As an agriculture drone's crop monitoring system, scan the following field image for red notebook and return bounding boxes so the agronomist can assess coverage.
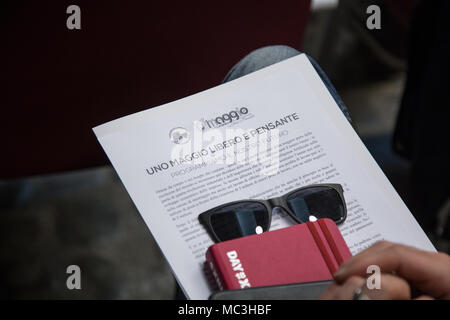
[206,218,352,291]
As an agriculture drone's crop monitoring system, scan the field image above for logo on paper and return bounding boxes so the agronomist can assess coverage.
[200,107,252,131]
[169,127,191,144]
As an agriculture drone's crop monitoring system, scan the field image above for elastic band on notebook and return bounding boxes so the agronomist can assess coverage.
[318,219,344,265]
[306,221,337,275]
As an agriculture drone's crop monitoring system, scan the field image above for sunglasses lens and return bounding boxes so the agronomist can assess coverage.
[209,201,270,241]
[286,186,345,223]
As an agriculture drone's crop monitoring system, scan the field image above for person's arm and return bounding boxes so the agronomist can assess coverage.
[320,241,450,300]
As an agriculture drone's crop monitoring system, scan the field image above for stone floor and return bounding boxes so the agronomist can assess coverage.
[1,7,448,299]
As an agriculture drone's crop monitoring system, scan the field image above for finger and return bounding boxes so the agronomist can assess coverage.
[336,276,366,300]
[363,273,411,300]
[334,241,397,282]
[319,276,366,300]
[334,241,443,283]
[335,241,441,281]
[328,274,411,300]
[334,241,450,298]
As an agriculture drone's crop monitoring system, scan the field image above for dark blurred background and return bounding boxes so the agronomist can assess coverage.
[1,0,449,299]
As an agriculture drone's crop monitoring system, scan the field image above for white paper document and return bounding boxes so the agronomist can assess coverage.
[93,54,435,299]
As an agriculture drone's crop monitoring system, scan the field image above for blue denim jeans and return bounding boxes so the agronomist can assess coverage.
[223,45,352,124]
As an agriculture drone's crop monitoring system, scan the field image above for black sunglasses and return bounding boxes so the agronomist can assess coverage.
[198,183,347,242]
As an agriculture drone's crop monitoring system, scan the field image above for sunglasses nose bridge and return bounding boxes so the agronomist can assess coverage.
[269,197,284,208]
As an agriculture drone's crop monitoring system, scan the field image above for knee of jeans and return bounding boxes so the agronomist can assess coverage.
[224,45,301,82]
[246,45,301,63]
